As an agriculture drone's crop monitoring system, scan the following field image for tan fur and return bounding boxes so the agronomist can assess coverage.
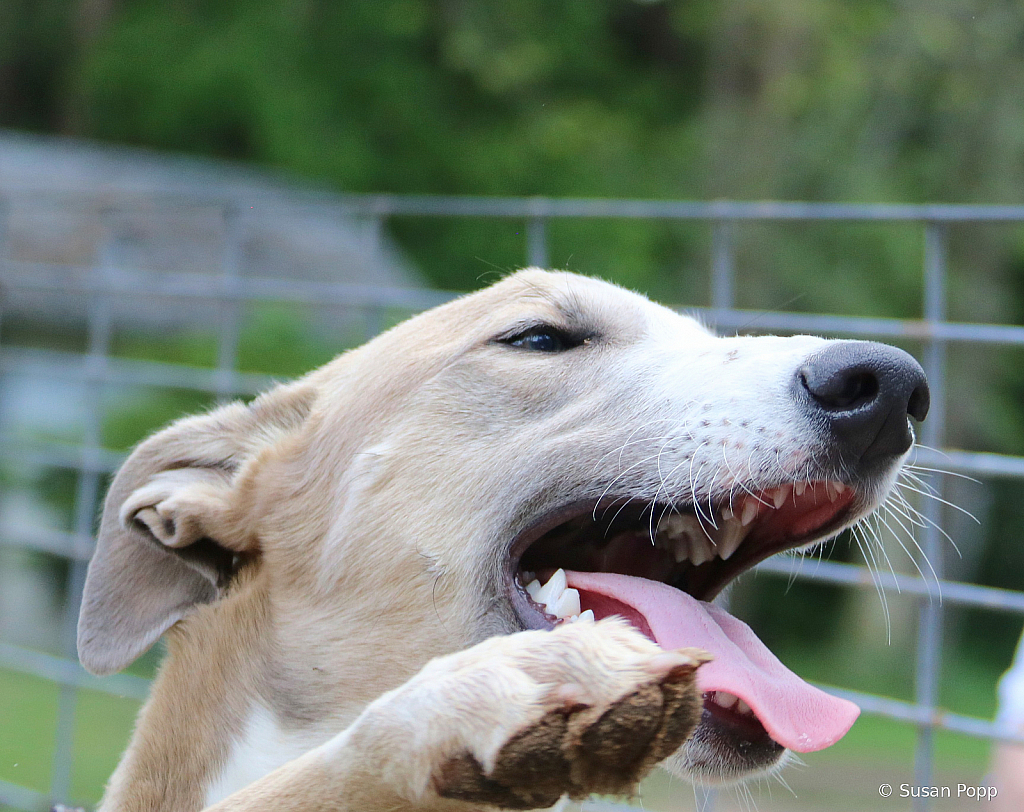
[80,270,891,811]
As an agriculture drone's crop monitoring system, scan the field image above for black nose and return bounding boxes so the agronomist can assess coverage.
[797,341,930,470]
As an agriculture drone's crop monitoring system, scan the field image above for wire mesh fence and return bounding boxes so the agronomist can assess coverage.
[2,194,1024,811]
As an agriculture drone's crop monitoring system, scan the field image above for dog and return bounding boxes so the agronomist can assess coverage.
[76,269,929,811]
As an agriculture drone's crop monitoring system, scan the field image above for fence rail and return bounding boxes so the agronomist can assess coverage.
[3,194,1024,811]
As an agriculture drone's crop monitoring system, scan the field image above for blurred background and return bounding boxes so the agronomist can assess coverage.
[4,1,1024,810]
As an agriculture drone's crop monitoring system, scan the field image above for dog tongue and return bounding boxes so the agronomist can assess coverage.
[564,571,859,753]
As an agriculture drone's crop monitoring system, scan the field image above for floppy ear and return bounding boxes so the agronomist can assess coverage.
[78,382,315,676]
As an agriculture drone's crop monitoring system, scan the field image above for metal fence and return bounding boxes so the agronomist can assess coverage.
[3,195,1024,811]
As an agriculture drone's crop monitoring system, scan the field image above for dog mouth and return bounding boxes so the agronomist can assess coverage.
[505,479,863,772]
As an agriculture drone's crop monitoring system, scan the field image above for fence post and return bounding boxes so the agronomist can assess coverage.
[215,203,243,403]
[362,211,387,340]
[49,207,118,806]
[912,221,948,811]
[711,220,736,315]
[527,198,550,269]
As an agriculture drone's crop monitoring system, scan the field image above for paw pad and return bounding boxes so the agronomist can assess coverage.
[435,657,705,807]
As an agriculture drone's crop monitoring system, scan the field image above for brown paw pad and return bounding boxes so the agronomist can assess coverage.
[435,666,704,806]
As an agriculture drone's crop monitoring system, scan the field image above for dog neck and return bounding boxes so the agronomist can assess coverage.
[96,569,332,812]
[98,562,458,812]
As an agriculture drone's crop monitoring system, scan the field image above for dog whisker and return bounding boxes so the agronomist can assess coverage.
[897,477,981,525]
[852,525,892,642]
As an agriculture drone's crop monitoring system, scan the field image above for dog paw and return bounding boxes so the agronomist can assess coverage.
[359,618,709,810]
[434,658,705,808]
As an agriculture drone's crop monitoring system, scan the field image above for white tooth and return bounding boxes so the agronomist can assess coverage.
[667,515,709,563]
[716,691,740,709]
[720,506,734,520]
[735,698,753,715]
[794,481,807,497]
[577,609,595,623]
[716,519,746,560]
[549,587,581,619]
[833,480,847,495]
[662,514,687,538]
[533,569,567,606]
[826,481,839,502]
[688,533,714,566]
[740,499,759,527]
[772,483,792,509]
[526,579,542,599]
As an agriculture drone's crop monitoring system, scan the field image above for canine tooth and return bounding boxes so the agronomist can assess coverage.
[794,481,807,497]
[525,578,542,599]
[549,588,581,619]
[720,506,734,520]
[740,500,759,527]
[772,483,792,509]
[716,519,746,560]
[577,609,595,623]
[736,698,753,715]
[833,480,847,495]
[716,691,740,709]
[533,569,567,606]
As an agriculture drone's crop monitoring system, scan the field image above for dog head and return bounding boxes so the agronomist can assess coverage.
[79,269,928,784]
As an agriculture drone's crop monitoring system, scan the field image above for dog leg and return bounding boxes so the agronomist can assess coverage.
[207,618,708,812]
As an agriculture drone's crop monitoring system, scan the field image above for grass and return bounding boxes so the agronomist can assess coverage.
[0,668,141,810]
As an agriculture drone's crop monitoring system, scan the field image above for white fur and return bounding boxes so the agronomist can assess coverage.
[204,706,315,807]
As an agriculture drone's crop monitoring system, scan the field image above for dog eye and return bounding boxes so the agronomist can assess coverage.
[500,327,585,353]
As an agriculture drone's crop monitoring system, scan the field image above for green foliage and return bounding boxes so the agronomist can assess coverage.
[9,1,1024,298]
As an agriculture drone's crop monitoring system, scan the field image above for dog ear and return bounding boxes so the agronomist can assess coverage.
[78,383,315,676]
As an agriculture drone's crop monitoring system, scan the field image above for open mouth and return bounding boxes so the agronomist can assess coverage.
[505,479,863,764]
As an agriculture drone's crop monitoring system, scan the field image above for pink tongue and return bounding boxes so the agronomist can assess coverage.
[565,571,859,752]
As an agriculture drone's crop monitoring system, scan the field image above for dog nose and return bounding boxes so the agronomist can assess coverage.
[798,341,930,470]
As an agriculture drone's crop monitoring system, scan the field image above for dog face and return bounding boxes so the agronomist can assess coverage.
[79,269,928,787]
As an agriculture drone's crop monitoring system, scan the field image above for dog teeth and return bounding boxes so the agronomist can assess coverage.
[825,479,847,502]
[533,569,567,606]
[549,587,581,619]
[687,531,715,566]
[716,518,746,560]
[708,690,755,716]
[658,514,690,540]
[523,569,588,622]
[656,511,754,564]
[520,479,852,597]
[771,483,792,508]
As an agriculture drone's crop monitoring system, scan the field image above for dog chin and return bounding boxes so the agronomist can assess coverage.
[659,713,789,785]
